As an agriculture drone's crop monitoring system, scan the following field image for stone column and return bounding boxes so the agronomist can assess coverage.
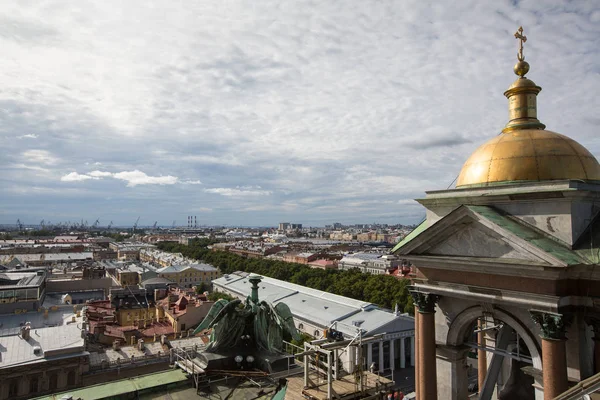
[478,319,487,393]
[411,291,440,400]
[379,341,384,372]
[585,317,600,374]
[390,339,395,372]
[531,311,572,400]
[410,335,415,367]
[367,343,373,370]
[415,310,420,399]
[400,337,406,369]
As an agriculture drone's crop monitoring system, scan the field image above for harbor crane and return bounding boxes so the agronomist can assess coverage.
[40,220,45,229]
[152,221,158,229]
[16,219,23,231]
[93,219,100,228]
[107,221,113,229]
[133,216,140,232]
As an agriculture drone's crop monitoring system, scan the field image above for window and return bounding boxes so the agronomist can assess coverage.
[67,370,76,386]
[49,373,58,390]
[9,379,19,396]
[29,376,39,394]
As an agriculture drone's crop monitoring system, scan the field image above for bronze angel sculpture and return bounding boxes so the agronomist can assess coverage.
[192,275,300,354]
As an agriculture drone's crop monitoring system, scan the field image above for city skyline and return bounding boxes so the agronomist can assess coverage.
[1,1,599,226]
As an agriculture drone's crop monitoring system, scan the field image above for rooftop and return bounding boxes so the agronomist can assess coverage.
[214,272,414,337]
[0,324,86,369]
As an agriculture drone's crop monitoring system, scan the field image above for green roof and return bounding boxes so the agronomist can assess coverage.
[391,205,587,266]
[391,220,428,253]
[466,205,586,266]
[33,369,188,400]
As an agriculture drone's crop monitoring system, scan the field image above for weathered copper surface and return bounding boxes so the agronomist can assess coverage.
[456,130,600,187]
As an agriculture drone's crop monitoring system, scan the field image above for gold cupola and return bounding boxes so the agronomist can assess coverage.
[456,27,600,188]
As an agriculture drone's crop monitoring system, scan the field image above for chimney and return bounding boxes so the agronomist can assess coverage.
[138,339,145,351]
[394,303,399,316]
[113,340,120,350]
[21,325,31,340]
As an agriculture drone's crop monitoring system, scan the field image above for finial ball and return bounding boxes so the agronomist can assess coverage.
[514,60,530,77]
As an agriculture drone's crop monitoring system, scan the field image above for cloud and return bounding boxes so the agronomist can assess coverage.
[112,170,178,187]
[204,186,272,197]
[22,149,59,165]
[60,169,195,187]
[2,1,599,226]
[61,172,93,182]
[88,170,113,178]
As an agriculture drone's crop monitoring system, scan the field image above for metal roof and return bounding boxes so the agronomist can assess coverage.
[0,324,85,369]
[213,273,414,337]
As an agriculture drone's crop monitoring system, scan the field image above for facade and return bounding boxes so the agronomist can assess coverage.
[0,324,88,400]
[156,263,220,288]
[338,252,400,274]
[155,287,214,333]
[212,271,415,374]
[393,29,600,400]
[282,252,318,264]
[0,270,46,314]
[116,268,140,286]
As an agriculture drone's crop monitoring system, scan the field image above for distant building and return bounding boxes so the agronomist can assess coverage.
[0,270,46,314]
[156,263,219,288]
[278,222,290,231]
[155,287,214,333]
[308,259,338,269]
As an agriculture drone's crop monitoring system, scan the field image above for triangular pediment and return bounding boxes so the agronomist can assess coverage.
[394,205,586,267]
[425,221,543,262]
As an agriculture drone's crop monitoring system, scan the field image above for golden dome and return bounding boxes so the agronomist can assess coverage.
[455,26,600,188]
[456,130,600,187]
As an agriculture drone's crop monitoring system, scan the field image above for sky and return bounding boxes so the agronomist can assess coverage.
[1,1,599,228]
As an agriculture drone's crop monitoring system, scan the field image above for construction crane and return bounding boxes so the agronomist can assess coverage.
[107,221,113,229]
[133,216,140,232]
[93,219,100,228]
[40,220,45,229]
[152,221,158,229]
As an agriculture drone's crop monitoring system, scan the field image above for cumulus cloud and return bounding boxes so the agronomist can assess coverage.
[88,170,113,178]
[205,186,272,197]
[60,169,186,187]
[112,170,178,187]
[61,172,93,182]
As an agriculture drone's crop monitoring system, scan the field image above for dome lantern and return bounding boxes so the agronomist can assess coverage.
[455,27,600,188]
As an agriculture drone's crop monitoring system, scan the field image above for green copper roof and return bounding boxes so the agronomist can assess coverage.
[466,205,586,266]
[33,369,188,400]
[392,220,428,253]
[391,205,587,266]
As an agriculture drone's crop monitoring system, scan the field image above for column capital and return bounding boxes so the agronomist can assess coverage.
[584,315,600,338]
[410,291,439,313]
[530,310,572,340]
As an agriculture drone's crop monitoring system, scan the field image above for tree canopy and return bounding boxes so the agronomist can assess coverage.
[157,239,413,314]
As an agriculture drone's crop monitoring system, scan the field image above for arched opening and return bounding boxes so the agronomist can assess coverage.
[446,306,542,400]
